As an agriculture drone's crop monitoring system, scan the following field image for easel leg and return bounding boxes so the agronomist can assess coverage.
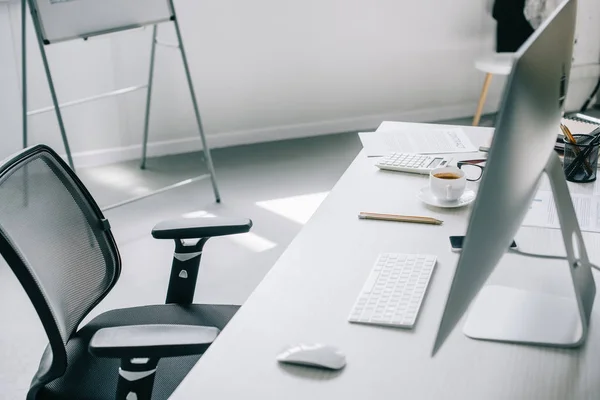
[141,25,158,170]
[22,0,27,148]
[28,0,74,170]
[171,5,221,203]
[21,0,29,207]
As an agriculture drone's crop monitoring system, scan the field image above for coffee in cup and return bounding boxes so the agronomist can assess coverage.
[429,167,466,201]
[433,172,462,180]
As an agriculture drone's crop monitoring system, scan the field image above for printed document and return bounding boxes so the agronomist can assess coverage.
[359,122,477,157]
[523,190,600,233]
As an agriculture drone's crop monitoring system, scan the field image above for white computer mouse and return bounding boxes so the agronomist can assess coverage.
[276,343,346,370]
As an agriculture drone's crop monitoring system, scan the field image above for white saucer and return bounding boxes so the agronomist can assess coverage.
[418,187,476,209]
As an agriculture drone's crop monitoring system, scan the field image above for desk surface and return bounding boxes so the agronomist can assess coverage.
[171,123,600,400]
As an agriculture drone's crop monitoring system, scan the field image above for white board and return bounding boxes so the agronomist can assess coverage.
[30,0,174,44]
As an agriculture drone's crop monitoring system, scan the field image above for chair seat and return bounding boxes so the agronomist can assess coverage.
[36,303,239,400]
[475,53,515,75]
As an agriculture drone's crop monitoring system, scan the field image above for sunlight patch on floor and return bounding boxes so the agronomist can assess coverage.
[256,192,329,224]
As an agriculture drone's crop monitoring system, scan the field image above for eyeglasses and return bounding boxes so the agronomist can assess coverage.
[457,159,486,181]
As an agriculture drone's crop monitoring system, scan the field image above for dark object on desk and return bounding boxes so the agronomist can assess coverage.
[0,146,248,400]
[564,134,600,182]
[449,235,517,252]
[457,159,486,182]
[493,0,534,52]
[557,117,600,153]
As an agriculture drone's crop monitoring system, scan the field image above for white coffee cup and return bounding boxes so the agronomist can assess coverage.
[429,166,466,201]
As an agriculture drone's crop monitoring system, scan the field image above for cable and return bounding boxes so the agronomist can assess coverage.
[510,248,566,260]
[509,248,600,272]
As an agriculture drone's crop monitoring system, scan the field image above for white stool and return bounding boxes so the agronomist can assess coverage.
[473,53,515,126]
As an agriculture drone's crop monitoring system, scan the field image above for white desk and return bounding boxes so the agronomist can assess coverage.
[171,123,600,399]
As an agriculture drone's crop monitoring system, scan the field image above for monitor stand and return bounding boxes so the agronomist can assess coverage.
[463,152,596,347]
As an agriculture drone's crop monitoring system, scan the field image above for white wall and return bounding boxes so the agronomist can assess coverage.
[1,0,599,166]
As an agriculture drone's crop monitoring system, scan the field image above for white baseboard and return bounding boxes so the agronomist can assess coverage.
[71,101,490,168]
[70,65,600,168]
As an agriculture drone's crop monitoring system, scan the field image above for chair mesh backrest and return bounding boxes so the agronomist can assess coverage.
[0,147,120,344]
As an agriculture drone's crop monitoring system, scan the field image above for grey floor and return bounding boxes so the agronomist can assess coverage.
[0,109,590,398]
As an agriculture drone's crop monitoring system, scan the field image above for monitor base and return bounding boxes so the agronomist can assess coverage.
[463,285,583,347]
[462,153,595,349]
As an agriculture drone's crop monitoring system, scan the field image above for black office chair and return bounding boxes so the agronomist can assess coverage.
[0,145,252,400]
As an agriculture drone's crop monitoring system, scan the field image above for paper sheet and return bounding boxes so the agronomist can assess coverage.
[357,132,384,157]
[359,124,477,157]
[522,190,600,233]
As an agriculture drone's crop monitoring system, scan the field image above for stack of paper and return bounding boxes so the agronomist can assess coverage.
[358,121,478,157]
[523,177,600,233]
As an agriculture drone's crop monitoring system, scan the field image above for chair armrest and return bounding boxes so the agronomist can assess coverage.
[152,217,252,239]
[89,324,219,359]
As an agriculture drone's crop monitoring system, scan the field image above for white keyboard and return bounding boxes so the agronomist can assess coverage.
[349,253,437,328]
[376,152,452,175]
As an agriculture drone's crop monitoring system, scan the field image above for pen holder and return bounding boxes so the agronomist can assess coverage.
[564,134,599,183]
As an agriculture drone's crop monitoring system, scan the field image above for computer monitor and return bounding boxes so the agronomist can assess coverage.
[433,0,596,355]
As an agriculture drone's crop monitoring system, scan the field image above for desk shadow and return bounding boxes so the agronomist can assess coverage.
[277,363,345,380]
